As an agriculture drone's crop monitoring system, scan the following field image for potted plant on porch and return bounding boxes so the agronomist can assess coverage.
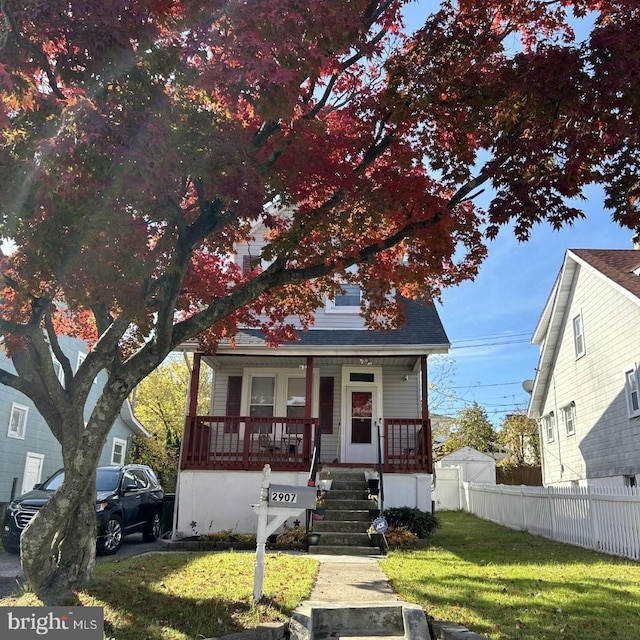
[318,468,333,491]
[364,468,380,496]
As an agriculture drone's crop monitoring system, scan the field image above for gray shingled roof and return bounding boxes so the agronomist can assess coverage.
[228,298,449,350]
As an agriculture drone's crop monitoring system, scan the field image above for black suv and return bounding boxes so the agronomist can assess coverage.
[2,464,164,555]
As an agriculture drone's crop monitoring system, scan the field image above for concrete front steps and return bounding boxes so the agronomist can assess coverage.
[309,468,382,556]
[290,602,430,640]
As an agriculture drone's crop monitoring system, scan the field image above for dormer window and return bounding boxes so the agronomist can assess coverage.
[326,284,361,313]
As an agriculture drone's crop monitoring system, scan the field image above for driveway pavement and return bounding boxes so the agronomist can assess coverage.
[0,534,162,599]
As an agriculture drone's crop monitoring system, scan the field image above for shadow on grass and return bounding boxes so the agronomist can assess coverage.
[86,551,315,640]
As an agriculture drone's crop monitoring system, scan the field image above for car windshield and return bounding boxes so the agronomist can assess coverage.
[96,467,122,492]
[41,471,65,491]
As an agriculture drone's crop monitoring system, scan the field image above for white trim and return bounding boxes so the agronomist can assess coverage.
[624,364,640,418]
[8,402,28,440]
[111,437,127,465]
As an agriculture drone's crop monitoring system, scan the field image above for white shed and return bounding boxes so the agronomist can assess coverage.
[436,446,496,484]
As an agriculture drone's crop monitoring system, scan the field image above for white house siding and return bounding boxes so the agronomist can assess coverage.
[175,469,433,535]
[382,367,421,418]
[539,265,640,486]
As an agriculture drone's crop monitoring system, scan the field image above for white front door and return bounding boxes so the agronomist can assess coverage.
[21,452,44,494]
[344,387,379,463]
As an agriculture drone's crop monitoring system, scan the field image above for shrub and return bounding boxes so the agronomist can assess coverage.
[384,526,418,548]
[275,525,307,549]
[383,507,439,539]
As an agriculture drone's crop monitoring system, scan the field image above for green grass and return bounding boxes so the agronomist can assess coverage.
[381,511,640,640]
[0,551,318,640]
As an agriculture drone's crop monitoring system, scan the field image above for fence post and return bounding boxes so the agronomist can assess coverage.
[587,486,600,552]
[521,485,527,532]
[548,486,556,540]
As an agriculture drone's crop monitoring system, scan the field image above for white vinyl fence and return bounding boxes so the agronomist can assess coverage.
[458,482,640,561]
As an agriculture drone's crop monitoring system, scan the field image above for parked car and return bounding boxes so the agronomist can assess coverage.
[2,464,164,555]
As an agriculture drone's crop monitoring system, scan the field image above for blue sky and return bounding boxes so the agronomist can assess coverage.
[431,185,634,425]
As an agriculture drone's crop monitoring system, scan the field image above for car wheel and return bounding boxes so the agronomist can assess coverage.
[98,515,123,555]
[143,512,161,542]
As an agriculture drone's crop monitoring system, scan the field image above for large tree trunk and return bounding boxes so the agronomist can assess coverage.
[20,453,100,604]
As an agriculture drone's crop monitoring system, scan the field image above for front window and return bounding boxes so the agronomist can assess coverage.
[250,376,275,433]
[572,312,585,358]
[563,403,576,436]
[111,437,127,465]
[624,366,640,417]
[8,403,28,440]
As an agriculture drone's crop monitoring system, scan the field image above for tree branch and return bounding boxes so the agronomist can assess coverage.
[0,0,66,100]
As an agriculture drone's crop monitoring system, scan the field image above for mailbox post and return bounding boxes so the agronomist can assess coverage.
[252,465,317,602]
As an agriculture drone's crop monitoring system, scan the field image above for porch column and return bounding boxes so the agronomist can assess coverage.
[303,356,314,463]
[421,354,433,474]
[180,352,202,469]
[188,352,202,417]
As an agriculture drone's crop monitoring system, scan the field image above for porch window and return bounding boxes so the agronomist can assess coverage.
[250,376,275,433]
[572,312,585,359]
[624,365,640,417]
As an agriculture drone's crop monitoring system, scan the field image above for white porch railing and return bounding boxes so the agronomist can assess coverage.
[436,476,640,561]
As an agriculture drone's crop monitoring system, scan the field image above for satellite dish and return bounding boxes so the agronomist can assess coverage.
[522,379,534,394]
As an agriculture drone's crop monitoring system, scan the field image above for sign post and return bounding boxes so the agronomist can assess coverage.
[251,465,316,602]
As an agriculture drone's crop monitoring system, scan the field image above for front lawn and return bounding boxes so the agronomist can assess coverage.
[0,551,317,640]
[382,510,640,640]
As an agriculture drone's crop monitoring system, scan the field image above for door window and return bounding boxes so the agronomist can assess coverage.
[351,391,373,444]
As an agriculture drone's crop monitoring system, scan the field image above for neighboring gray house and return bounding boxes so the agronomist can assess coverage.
[174,219,450,535]
[528,248,640,488]
[0,335,149,509]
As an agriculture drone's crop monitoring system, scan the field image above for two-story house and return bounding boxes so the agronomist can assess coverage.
[173,224,450,538]
[528,247,640,487]
[0,335,149,512]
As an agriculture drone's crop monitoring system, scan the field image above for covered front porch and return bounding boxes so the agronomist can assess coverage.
[180,352,434,474]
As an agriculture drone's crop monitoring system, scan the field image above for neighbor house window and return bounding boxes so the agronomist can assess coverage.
[111,437,127,465]
[8,403,28,440]
[543,413,555,443]
[572,312,585,358]
[562,403,576,436]
[52,358,65,385]
[624,365,640,417]
[624,475,637,488]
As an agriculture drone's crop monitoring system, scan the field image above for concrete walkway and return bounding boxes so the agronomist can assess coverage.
[306,554,400,603]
